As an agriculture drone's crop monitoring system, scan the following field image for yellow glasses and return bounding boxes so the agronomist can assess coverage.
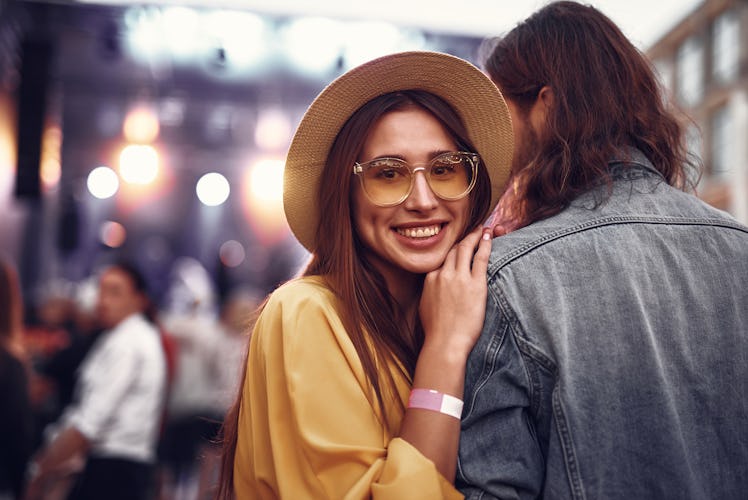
[352,151,479,207]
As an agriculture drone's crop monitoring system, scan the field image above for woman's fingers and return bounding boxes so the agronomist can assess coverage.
[470,228,492,278]
[449,226,491,273]
[419,226,492,358]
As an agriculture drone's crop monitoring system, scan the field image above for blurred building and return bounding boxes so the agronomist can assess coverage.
[647,0,748,224]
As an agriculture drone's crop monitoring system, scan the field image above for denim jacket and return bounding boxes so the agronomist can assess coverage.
[457,150,748,499]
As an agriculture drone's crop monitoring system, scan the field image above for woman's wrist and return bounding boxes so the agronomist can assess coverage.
[412,344,467,401]
[419,337,472,366]
[408,388,464,419]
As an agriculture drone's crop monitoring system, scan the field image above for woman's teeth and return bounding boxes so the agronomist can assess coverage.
[396,225,441,238]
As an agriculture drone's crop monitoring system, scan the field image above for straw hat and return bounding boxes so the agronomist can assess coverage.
[283,50,513,252]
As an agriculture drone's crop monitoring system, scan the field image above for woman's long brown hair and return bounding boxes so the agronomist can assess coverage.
[483,1,701,229]
[215,90,492,498]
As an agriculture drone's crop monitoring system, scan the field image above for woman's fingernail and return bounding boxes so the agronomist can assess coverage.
[482,231,491,241]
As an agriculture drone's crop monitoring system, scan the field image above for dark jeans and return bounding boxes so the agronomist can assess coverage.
[67,457,155,500]
[158,413,223,476]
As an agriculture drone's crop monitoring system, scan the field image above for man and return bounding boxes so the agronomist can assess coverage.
[457,2,748,499]
[27,262,167,500]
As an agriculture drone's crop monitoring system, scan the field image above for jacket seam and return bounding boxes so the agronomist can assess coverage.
[488,217,748,277]
[462,285,510,420]
[552,387,587,500]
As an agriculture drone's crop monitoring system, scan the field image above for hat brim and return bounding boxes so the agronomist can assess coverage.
[284,51,513,252]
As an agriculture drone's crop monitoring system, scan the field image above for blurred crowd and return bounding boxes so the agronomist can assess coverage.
[0,255,262,500]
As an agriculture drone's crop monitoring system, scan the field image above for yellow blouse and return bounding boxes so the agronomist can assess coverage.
[233,276,462,499]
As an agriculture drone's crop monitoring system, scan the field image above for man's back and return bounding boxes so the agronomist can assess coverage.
[458,155,748,499]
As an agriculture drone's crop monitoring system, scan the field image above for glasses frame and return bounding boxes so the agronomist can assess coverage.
[352,151,480,207]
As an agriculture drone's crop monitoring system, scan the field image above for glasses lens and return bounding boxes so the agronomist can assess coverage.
[356,152,478,206]
[427,153,475,199]
[360,158,411,205]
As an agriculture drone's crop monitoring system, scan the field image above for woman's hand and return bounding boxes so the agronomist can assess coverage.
[402,226,492,481]
[419,226,492,360]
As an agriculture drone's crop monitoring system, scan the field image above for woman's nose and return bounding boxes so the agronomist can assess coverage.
[404,170,438,211]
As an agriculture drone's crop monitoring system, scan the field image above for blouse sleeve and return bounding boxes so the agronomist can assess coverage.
[66,331,140,441]
[233,279,462,500]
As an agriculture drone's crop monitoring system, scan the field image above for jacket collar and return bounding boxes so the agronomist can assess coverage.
[608,147,664,180]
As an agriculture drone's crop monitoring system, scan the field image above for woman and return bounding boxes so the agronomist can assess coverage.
[218,51,513,499]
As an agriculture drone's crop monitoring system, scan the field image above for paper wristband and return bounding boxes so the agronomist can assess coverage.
[408,388,464,419]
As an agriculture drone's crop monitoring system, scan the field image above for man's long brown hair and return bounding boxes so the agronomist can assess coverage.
[484,1,700,228]
[215,90,492,498]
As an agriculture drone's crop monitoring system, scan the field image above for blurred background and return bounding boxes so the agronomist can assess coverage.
[1,0,745,310]
[0,0,746,498]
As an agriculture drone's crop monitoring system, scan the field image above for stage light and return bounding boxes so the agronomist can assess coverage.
[100,220,126,248]
[126,6,166,62]
[119,144,159,184]
[0,94,15,181]
[219,239,246,268]
[196,172,230,206]
[162,6,199,60]
[241,157,289,244]
[248,158,284,202]
[40,124,62,189]
[87,166,119,199]
[342,21,426,70]
[281,17,343,76]
[204,10,268,69]
[255,108,292,151]
[123,105,160,143]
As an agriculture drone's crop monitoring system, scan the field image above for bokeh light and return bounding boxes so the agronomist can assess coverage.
[281,17,343,75]
[87,166,120,199]
[0,94,15,204]
[162,6,200,60]
[254,108,293,151]
[123,105,160,143]
[126,6,166,62]
[219,239,246,267]
[249,158,284,202]
[114,143,174,215]
[342,21,425,69]
[242,157,289,244]
[99,220,127,248]
[40,157,61,190]
[40,124,62,189]
[119,144,159,184]
[196,172,230,206]
[204,10,268,69]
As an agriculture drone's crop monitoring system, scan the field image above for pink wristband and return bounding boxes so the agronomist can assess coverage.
[408,388,464,419]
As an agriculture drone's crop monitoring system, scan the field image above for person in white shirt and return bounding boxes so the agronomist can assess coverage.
[26,262,167,500]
